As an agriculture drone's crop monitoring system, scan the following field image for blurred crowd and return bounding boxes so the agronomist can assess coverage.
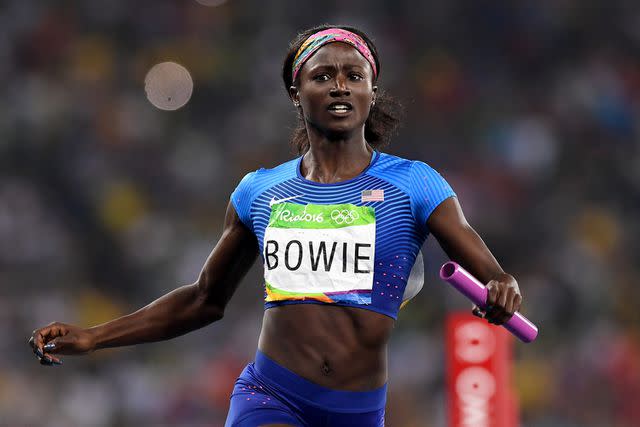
[2,1,639,426]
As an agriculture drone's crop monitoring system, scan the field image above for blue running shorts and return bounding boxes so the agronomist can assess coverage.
[225,350,387,426]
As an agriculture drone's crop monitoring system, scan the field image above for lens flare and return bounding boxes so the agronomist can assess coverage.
[144,62,193,111]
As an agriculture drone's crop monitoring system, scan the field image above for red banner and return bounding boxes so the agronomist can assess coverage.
[446,312,518,427]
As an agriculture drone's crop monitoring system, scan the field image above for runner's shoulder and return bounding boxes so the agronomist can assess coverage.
[234,157,299,198]
[369,152,428,191]
[253,157,299,179]
[374,152,448,179]
[372,152,428,174]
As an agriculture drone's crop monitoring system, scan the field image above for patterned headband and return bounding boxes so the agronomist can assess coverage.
[292,28,378,82]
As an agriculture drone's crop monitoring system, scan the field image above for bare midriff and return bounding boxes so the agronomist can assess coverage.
[258,304,395,391]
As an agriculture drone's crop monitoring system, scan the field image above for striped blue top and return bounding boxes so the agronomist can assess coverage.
[230,151,456,319]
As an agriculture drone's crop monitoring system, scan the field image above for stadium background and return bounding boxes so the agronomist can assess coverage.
[2,1,639,426]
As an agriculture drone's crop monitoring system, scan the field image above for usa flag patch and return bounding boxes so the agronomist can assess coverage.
[361,189,384,202]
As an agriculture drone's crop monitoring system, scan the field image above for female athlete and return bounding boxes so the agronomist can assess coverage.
[29,25,523,427]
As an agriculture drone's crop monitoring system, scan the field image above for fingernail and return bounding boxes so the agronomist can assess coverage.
[43,343,55,351]
[35,348,43,358]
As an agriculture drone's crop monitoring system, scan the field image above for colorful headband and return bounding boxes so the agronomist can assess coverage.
[292,28,377,82]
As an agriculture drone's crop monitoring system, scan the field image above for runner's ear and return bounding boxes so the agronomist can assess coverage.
[289,86,300,106]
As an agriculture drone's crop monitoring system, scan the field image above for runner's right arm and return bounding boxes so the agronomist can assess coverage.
[28,201,259,365]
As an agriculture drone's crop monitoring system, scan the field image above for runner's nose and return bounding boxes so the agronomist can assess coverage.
[330,76,350,97]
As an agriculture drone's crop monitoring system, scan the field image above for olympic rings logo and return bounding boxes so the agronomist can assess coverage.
[330,209,359,224]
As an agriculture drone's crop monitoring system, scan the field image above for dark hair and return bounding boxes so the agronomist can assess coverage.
[282,24,403,154]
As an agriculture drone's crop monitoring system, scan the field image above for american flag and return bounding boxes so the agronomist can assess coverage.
[361,189,384,202]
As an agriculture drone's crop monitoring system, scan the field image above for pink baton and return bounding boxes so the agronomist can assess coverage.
[440,261,539,343]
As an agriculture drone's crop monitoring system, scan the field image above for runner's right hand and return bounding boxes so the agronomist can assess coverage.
[28,322,96,366]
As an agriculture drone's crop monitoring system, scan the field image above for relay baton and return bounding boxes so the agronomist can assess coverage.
[439,261,538,343]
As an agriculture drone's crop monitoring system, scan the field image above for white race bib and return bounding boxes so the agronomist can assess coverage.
[263,203,376,304]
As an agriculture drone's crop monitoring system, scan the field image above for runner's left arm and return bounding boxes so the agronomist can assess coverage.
[426,197,522,325]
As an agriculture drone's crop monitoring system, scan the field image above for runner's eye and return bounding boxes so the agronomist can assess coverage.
[314,74,331,82]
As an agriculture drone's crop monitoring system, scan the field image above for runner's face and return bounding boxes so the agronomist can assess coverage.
[291,43,377,138]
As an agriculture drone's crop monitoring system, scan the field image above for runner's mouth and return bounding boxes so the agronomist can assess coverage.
[327,102,353,114]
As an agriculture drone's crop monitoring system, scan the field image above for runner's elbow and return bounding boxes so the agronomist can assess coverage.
[200,303,225,323]
[194,276,226,322]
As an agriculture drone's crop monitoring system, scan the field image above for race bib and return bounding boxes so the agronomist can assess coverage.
[263,202,376,304]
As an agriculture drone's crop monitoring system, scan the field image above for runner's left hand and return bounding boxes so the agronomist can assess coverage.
[471,273,522,326]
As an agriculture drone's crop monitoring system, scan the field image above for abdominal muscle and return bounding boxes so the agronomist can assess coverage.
[257,303,395,391]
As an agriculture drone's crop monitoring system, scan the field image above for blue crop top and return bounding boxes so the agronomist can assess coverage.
[230,151,456,320]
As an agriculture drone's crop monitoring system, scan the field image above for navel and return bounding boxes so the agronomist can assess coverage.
[321,360,333,376]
